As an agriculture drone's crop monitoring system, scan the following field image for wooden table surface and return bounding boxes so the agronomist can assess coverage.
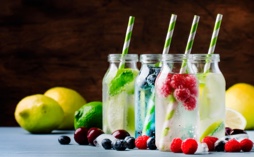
[0,127,254,157]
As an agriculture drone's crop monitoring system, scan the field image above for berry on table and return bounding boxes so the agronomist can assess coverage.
[111,129,130,139]
[113,139,127,151]
[202,136,218,151]
[101,138,112,150]
[74,127,89,145]
[124,136,135,149]
[135,135,150,149]
[214,139,226,152]
[170,138,182,153]
[87,127,104,146]
[181,138,198,154]
[240,138,253,152]
[225,139,241,152]
[58,135,71,145]
[147,136,157,150]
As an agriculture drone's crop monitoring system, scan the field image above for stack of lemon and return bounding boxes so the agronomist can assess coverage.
[15,87,86,133]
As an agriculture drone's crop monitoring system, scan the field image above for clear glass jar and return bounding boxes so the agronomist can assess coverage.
[135,54,161,138]
[102,54,139,137]
[155,54,199,151]
[191,54,225,142]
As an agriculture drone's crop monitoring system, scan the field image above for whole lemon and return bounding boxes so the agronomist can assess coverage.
[14,94,64,133]
[74,101,102,129]
[44,87,86,129]
[226,83,254,129]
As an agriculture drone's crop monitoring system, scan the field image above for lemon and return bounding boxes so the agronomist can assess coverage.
[44,87,86,129]
[226,83,254,129]
[225,108,247,130]
[14,94,64,133]
[74,101,102,129]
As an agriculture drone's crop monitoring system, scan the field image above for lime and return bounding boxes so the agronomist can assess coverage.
[74,101,102,129]
[226,83,254,129]
[225,108,246,130]
[15,94,64,133]
[44,87,86,129]
[199,120,224,141]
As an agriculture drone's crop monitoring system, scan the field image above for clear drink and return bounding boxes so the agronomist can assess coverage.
[103,54,138,136]
[191,54,225,141]
[155,54,198,151]
[135,54,161,138]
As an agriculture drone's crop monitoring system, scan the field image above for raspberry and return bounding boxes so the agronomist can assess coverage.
[202,136,218,151]
[174,88,190,102]
[240,138,253,152]
[170,74,186,89]
[225,139,241,152]
[183,96,197,110]
[135,135,150,149]
[181,138,198,154]
[170,138,182,153]
[158,73,173,97]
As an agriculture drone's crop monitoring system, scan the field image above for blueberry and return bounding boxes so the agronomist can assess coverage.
[101,138,112,150]
[147,130,155,138]
[58,135,71,145]
[124,136,135,149]
[113,139,127,151]
[214,139,226,152]
[146,74,157,86]
[147,137,157,150]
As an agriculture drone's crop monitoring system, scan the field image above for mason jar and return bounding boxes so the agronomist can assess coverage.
[155,54,199,151]
[135,54,161,138]
[102,54,139,137]
[191,54,225,142]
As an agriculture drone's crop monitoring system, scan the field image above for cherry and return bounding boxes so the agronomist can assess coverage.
[230,129,247,135]
[87,127,104,145]
[74,127,89,145]
[111,129,130,139]
[225,127,232,136]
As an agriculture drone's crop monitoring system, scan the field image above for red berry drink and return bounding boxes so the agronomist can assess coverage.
[102,54,139,137]
[155,54,198,151]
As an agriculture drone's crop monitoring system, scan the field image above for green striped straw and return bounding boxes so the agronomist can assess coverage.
[119,16,135,69]
[180,15,200,73]
[204,14,223,72]
[163,14,177,54]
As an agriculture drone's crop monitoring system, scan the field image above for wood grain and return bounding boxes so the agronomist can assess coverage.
[0,0,253,126]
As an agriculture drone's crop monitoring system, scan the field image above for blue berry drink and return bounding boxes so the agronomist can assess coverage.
[155,54,199,151]
[135,54,161,138]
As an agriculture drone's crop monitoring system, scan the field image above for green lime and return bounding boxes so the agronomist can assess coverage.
[199,120,224,141]
[74,101,102,129]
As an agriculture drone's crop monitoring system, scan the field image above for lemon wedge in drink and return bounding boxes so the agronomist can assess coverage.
[225,108,246,130]
[199,120,224,141]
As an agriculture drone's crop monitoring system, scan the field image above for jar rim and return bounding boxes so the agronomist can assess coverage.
[161,54,191,61]
[191,54,220,62]
[108,54,138,62]
[140,54,162,63]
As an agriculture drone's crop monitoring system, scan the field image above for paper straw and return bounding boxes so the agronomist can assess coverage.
[180,15,200,73]
[208,14,223,55]
[204,14,223,73]
[163,14,177,54]
[119,16,135,69]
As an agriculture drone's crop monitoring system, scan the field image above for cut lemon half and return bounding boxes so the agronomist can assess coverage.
[225,108,247,130]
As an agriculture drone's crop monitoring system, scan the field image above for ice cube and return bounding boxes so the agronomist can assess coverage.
[195,142,209,154]
[93,134,117,148]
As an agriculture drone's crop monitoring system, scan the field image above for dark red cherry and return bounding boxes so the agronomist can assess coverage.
[74,127,89,145]
[111,129,130,139]
[87,127,104,145]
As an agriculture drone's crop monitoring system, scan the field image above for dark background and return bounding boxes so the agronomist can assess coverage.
[0,0,253,126]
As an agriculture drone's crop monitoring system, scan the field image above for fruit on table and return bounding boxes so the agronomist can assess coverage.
[87,127,104,145]
[58,135,71,145]
[147,136,157,150]
[101,138,112,149]
[14,94,64,134]
[111,129,130,139]
[124,136,135,149]
[226,83,254,129]
[74,127,89,145]
[225,108,246,130]
[74,101,102,129]
[44,87,86,129]
[112,139,127,151]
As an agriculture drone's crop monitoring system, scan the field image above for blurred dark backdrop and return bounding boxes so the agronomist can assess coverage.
[0,0,253,126]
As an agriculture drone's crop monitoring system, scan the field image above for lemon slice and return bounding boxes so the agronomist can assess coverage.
[225,108,247,130]
[199,120,224,141]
